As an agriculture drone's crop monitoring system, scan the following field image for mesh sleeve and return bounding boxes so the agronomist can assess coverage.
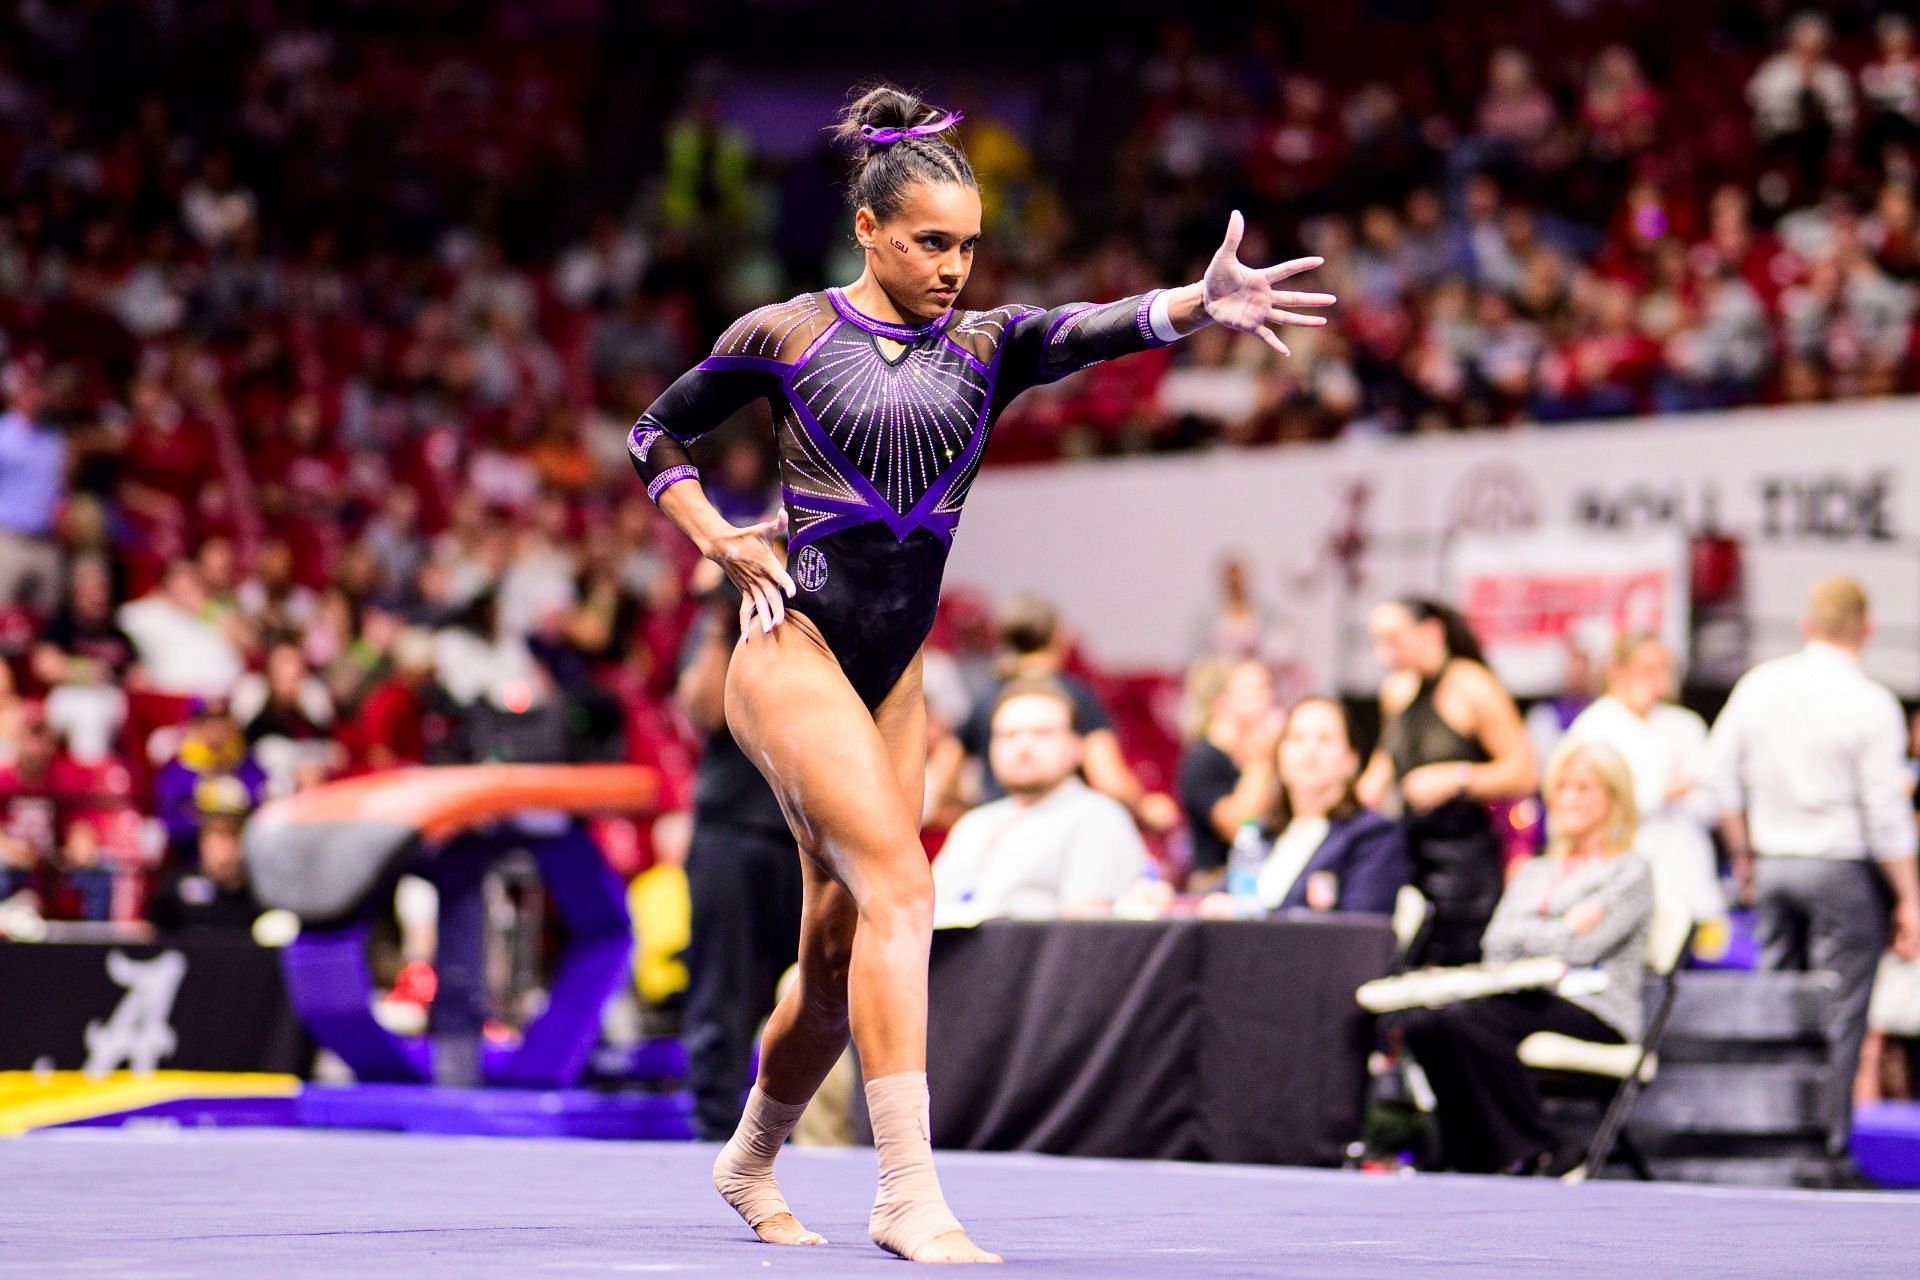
[993,290,1175,400]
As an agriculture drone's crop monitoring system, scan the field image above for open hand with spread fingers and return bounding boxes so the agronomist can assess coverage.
[1202,209,1337,357]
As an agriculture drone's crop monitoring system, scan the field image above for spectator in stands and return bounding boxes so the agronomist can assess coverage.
[1748,12,1855,206]
[1707,577,1920,1178]
[1476,47,1563,181]
[1192,555,1270,662]
[0,357,66,615]
[0,664,29,769]
[1359,598,1537,965]
[234,640,338,795]
[234,641,334,745]
[0,809,32,905]
[1201,697,1409,917]
[153,698,267,861]
[1657,261,1771,413]
[236,538,317,643]
[195,536,248,632]
[117,562,245,698]
[349,627,440,772]
[147,784,262,937]
[180,148,257,252]
[31,554,134,689]
[1178,658,1282,890]
[1523,634,1598,782]
[321,599,402,716]
[931,593,1178,833]
[361,486,430,604]
[1569,634,1722,926]
[0,713,113,922]
[31,554,133,765]
[1858,15,1920,179]
[116,374,213,538]
[933,681,1150,924]
[497,492,580,640]
[659,90,754,235]
[432,590,548,711]
[1156,325,1278,448]
[1391,739,1652,1175]
[1581,44,1659,179]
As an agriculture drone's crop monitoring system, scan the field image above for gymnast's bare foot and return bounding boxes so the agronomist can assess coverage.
[743,1210,826,1247]
[877,1227,1002,1264]
[712,1145,826,1245]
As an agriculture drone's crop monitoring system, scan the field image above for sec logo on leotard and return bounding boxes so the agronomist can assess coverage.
[795,545,829,591]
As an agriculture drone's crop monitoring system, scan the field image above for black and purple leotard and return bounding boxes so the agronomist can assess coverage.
[629,286,1182,709]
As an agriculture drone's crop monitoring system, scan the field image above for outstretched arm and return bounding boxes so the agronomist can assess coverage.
[998,210,1335,397]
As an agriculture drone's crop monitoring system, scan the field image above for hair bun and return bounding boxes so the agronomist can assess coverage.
[832,83,932,151]
[828,80,977,222]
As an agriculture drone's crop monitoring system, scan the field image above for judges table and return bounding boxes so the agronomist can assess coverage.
[0,937,311,1075]
[895,915,1398,1167]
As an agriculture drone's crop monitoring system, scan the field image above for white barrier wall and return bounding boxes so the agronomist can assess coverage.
[944,398,1920,696]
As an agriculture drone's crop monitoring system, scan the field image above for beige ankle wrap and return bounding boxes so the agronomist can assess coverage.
[712,1085,808,1229]
[865,1070,964,1258]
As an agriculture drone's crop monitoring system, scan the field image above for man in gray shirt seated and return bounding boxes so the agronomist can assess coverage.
[933,680,1150,925]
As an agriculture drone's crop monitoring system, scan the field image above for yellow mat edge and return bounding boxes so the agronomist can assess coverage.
[0,1071,302,1137]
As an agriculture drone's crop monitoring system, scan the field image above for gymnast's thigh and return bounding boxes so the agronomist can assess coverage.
[724,613,923,896]
[870,648,927,823]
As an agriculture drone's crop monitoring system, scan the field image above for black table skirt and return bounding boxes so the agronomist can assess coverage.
[860,915,1397,1166]
[0,938,312,1075]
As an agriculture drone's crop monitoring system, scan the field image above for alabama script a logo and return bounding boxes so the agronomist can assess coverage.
[82,950,187,1078]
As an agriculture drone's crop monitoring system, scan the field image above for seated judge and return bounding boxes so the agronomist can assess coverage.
[1201,697,1410,917]
[1389,739,1653,1174]
[932,680,1150,924]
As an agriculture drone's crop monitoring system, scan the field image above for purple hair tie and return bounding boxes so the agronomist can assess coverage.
[860,109,965,147]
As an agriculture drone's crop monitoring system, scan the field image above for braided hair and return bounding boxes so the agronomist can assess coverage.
[830,83,977,220]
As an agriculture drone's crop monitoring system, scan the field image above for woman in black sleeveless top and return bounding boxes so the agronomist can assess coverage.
[1358,599,1538,964]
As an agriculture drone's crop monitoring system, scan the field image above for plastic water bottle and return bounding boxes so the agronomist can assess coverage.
[1227,821,1266,918]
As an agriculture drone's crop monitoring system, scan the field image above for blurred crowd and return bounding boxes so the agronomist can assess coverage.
[1027,6,1920,447]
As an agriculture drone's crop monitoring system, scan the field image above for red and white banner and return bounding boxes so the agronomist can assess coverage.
[1446,531,1688,697]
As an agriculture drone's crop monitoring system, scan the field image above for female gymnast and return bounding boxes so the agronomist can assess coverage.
[628,83,1335,1264]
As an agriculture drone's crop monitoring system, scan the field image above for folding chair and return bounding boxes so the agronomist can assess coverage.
[1517,887,1695,1184]
[1390,884,1431,962]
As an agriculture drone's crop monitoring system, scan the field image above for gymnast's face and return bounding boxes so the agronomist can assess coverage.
[989,693,1082,798]
[855,181,982,322]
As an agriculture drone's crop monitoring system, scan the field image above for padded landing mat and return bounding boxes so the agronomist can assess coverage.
[4,1129,1918,1278]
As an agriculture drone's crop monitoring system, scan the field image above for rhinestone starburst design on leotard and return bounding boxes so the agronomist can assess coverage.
[789,326,987,516]
[713,294,824,359]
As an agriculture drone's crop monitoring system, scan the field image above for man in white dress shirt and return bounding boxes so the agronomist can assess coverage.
[932,681,1149,925]
[1707,577,1920,1166]
[1569,635,1723,924]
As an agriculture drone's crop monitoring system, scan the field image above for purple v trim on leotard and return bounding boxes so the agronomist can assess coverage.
[696,353,792,377]
[780,392,947,547]
[825,287,952,342]
[699,302,994,552]
[776,324,1000,554]
[940,332,988,377]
